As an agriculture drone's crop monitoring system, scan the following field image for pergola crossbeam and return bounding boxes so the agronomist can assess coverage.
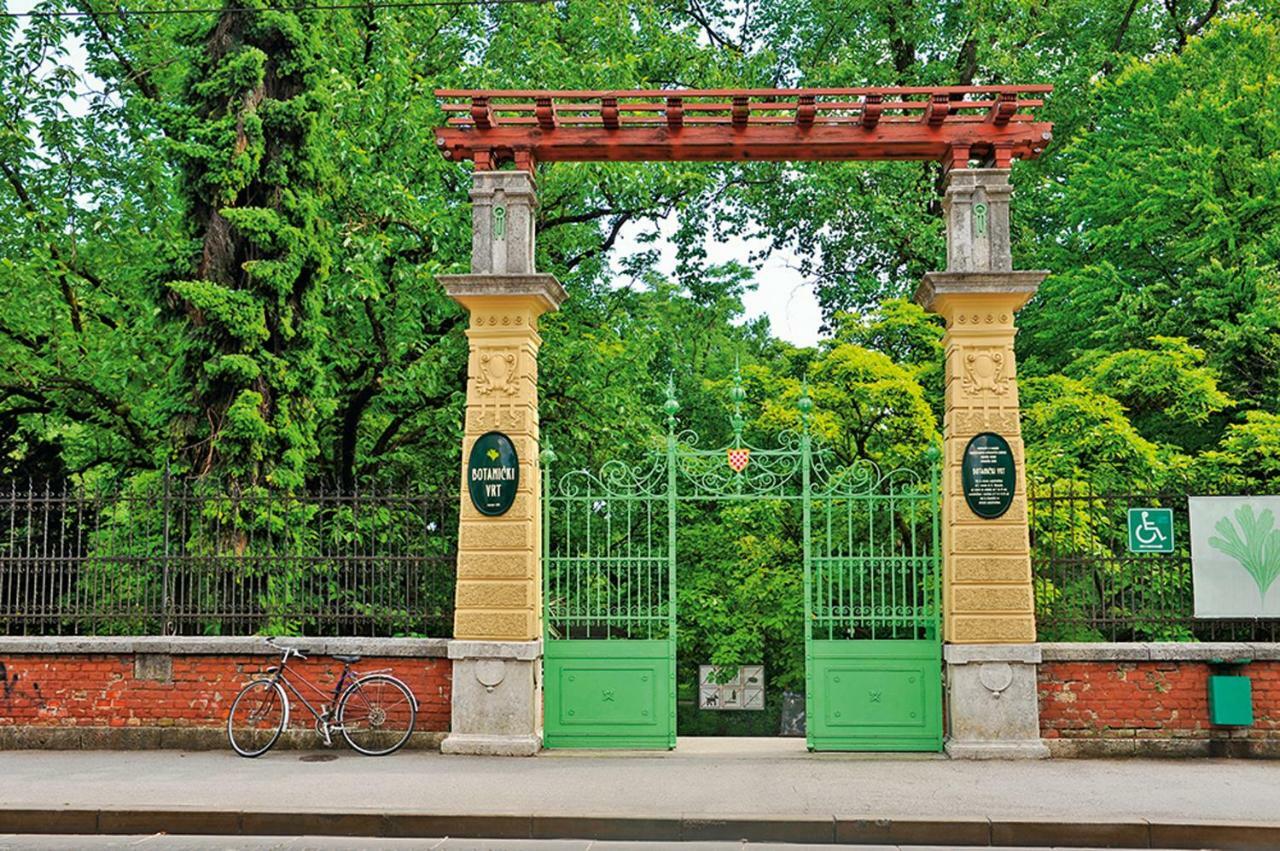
[435,86,1052,170]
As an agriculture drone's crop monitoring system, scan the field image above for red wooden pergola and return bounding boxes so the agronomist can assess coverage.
[434,86,1052,172]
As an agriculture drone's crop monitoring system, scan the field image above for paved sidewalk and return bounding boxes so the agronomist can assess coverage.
[0,741,1277,847]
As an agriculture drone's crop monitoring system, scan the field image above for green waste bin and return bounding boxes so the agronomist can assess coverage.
[1208,675,1253,726]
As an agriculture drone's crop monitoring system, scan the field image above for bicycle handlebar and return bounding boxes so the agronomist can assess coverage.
[264,636,310,660]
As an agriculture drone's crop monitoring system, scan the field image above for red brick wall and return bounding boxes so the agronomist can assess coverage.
[1039,660,1280,753]
[0,654,451,732]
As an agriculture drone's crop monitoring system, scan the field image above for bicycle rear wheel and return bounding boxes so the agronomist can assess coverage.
[227,679,288,757]
[337,674,417,756]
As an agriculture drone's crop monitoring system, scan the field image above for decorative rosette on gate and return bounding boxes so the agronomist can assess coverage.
[727,447,750,473]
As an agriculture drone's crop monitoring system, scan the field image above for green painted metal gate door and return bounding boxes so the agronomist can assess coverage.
[804,444,943,751]
[541,439,677,749]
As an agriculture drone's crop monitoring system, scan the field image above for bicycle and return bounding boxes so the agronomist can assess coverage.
[226,637,419,758]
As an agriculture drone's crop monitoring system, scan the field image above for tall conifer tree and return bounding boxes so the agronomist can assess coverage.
[166,0,331,488]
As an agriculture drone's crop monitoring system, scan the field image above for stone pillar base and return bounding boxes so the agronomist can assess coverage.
[440,733,540,757]
[944,644,1048,760]
[441,639,542,757]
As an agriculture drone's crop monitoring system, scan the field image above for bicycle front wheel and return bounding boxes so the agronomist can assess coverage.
[337,674,417,756]
[227,679,288,757]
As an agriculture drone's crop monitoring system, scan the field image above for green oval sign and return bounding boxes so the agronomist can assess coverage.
[468,431,519,516]
[962,432,1016,520]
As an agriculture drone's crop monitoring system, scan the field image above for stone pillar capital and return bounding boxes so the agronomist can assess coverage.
[943,167,1013,196]
[914,271,1047,323]
[439,273,567,320]
[939,167,1017,274]
[469,169,538,200]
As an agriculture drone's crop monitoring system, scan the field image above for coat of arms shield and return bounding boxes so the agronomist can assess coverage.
[727,448,750,473]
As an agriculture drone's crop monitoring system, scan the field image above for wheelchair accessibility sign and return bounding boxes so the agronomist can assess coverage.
[1128,508,1175,553]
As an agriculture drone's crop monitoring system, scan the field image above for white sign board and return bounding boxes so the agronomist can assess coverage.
[1190,496,1280,618]
[698,665,764,711]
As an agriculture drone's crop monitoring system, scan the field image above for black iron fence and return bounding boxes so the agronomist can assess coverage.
[6,474,1275,642]
[1029,483,1279,642]
[0,477,457,637]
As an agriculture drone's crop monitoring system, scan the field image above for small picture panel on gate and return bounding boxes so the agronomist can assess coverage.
[698,665,764,711]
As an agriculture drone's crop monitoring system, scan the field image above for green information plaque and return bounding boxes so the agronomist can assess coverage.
[467,431,519,516]
[962,432,1016,520]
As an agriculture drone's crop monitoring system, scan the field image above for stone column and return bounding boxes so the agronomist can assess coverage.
[915,167,1049,759]
[438,170,566,756]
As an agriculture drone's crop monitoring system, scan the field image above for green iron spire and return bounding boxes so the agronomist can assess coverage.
[663,374,680,433]
[797,378,814,431]
[729,357,746,445]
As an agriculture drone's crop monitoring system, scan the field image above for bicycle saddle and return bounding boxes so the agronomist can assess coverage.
[333,654,361,664]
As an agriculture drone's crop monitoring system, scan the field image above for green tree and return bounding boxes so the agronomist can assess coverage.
[1074,336,1234,452]
[162,1,334,490]
[1021,14,1280,415]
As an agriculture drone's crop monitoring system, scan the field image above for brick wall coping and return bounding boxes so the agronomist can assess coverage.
[0,636,450,657]
[1039,642,1280,662]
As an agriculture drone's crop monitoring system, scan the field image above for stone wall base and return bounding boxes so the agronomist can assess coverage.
[1047,738,1280,759]
[0,637,452,750]
[1038,643,1280,757]
[440,732,540,757]
[0,726,445,751]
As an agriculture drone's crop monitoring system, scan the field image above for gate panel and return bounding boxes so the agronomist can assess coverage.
[542,449,675,750]
[544,639,673,748]
[805,449,942,751]
[808,639,941,750]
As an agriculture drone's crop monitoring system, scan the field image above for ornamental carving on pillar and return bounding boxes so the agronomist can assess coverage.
[978,662,1014,699]
[478,349,519,396]
[962,347,1010,396]
[468,406,527,431]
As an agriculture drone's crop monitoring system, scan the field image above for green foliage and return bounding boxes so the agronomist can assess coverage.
[1074,337,1234,449]
[2,3,1278,660]
[676,499,805,693]
[162,2,336,490]
[1021,14,1280,415]
[1020,376,1165,492]
[1198,413,1280,493]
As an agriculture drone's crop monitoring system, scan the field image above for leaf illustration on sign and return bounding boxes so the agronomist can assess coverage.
[487,448,500,461]
[1208,505,1280,605]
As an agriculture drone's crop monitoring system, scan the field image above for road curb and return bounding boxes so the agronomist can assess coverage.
[1,808,1279,848]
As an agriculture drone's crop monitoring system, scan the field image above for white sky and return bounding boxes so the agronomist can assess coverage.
[6,0,826,347]
[612,218,823,348]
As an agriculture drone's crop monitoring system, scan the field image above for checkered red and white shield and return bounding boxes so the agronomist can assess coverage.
[726,448,750,473]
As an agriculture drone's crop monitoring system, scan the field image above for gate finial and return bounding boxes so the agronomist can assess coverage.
[797,379,814,431]
[663,374,680,433]
[729,357,746,444]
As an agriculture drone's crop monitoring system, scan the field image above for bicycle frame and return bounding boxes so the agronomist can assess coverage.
[259,652,352,745]
[256,649,405,746]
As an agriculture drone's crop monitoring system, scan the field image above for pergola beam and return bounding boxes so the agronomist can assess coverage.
[436,86,1052,171]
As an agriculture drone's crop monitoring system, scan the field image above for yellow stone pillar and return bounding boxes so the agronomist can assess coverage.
[446,280,563,640]
[439,169,565,756]
[920,278,1043,643]
[916,167,1049,759]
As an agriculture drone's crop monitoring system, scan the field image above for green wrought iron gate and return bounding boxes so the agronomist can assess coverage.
[542,376,941,751]
[541,423,677,749]
[805,437,943,751]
